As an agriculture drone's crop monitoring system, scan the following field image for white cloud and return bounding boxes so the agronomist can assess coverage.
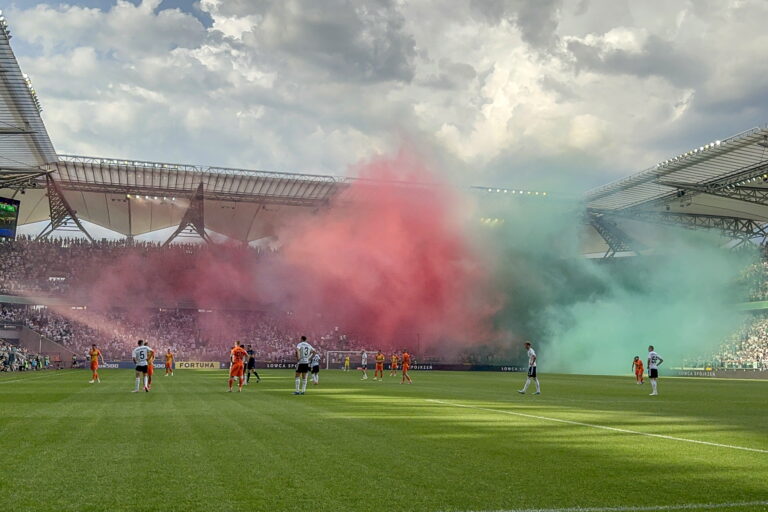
[6,0,768,190]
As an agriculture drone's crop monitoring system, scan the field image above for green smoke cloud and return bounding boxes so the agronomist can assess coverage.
[474,193,755,374]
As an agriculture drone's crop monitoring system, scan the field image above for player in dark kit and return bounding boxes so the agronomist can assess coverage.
[245,345,260,384]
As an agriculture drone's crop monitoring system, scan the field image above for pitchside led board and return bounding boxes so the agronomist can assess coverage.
[0,197,20,239]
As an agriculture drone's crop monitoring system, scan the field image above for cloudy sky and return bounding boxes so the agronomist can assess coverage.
[6,0,768,191]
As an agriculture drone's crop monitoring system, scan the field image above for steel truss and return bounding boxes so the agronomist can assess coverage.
[163,183,211,246]
[50,155,348,208]
[658,180,768,207]
[36,175,93,241]
[588,212,644,258]
[593,209,768,245]
[0,166,50,190]
[54,182,338,207]
[645,160,768,210]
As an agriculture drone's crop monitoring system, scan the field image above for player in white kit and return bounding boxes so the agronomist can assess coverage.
[647,345,664,396]
[294,336,315,395]
[132,339,153,393]
[310,353,321,385]
[518,341,540,395]
[360,350,368,380]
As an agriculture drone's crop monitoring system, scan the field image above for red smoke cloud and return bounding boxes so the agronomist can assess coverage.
[265,153,497,352]
[73,152,498,353]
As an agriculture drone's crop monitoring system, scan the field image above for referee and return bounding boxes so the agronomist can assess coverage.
[245,344,261,384]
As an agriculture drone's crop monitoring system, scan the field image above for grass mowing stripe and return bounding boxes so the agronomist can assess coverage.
[0,371,69,384]
[427,399,768,454]
[455,500,768,512]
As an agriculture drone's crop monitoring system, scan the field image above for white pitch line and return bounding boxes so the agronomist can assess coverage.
[426,399,768,454]
[449,500,768,512]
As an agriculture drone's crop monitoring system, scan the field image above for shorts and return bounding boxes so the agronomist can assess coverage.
[527,366,537,378]
[247,358,256,370]
[296,363,310,374]
[649,368,658,379]
[147,365,154,376]
[361,363,368,369]
[635,370,643,376]
[165,364,172,369]
[90,362,98,371]
[402,364,410,373]
[230,363,244,378]
[311,365,320,374]
[375,364,384,371]
[136,365,148,373]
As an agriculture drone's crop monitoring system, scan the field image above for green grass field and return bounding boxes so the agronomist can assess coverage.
[1,369,767,512]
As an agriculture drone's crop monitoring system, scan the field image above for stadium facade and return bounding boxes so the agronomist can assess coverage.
[1,13,768,254]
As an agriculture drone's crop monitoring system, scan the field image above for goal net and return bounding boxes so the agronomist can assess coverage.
[325,350,375,370]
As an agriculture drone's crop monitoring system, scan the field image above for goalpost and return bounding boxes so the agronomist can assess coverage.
[325,350,375,370]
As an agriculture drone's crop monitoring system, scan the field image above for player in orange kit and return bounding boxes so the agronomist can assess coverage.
[401,349,412,384]
[229,342,248,392]
[88,344,105,384]
[632,356,644,384]
[389,352,399,377]
[146,349,155,390]
[373,350,385,381]
[164,349,174,376]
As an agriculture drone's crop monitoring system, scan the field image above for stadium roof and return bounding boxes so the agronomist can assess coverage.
[9,155,352,240]
[0,13,57,188]
[583,125,768,255]
[586,125,768,219]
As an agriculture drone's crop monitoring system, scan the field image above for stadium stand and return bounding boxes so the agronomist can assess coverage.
[1,303,368,363]
[699,313,768,370]
[0,338,48,372]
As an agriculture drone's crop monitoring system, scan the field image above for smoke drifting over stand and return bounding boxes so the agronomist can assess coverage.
[73,153,496,354]
[480,195,754,374]
[55,152,752,371]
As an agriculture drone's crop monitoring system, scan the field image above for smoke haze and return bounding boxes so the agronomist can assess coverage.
[47,151,753,370]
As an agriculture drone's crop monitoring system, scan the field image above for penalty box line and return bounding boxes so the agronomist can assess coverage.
[446,500,768,512]
[425,399,768,455]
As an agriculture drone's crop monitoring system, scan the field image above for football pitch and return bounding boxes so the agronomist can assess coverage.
[1,370,766,512]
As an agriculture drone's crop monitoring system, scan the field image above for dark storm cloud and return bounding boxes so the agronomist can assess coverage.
[237,0,416,83]
[566,35,706,88]
[469,0,563,50]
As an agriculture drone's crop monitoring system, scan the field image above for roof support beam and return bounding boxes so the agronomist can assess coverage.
[0,167,50,190]
[163,182,211,246]
[657,180,768,207]
[36,174,93,241]
[588,212,643,258]
[593,209,768,245]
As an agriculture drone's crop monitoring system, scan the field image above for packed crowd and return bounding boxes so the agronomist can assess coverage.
[740,259,768,301]
[0,236,269,297]
[697,313,768,370]
[0,339,49,372]
[0,304,368,362]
